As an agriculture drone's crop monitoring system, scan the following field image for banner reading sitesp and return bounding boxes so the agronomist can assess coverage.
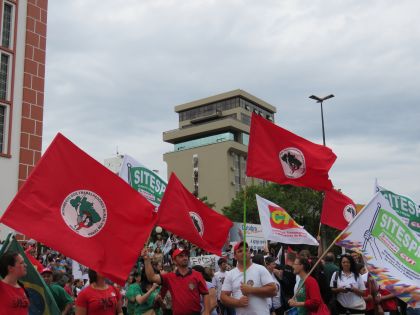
[119,155,167,207]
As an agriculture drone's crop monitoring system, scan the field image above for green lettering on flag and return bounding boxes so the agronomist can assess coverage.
[372,209,420,271]
[0,234,61,315]
[379,189,420,233]
[130,167,166,205]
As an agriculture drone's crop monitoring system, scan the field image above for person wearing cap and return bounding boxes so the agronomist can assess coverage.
[221,241,276,315]
[265,256,284,315]
[41,268,73,315]
[213,258,235,315]
[142,247,210,315]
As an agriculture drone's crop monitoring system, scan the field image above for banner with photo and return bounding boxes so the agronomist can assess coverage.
[229,222,267,251]
[336,193,420,306]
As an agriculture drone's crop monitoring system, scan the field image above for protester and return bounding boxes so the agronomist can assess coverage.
[220,241,276,314]
[75,269,123,315]
[265,256,284,315]
[143,247,210,315]
[126,271,161,315]
[0,251,30,314]
[192,265,218,315]
[279,250,297,308]
[357,264,375,315]
[41,268,73,314]
[323,252,339,283]
[288,257,325,315]
[213,258,235,315]
[330,254,366,314]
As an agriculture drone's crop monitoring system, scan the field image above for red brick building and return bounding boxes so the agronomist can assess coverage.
[0,0,48,239]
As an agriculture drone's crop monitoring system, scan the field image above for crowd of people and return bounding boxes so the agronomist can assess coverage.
[0,233,418,315]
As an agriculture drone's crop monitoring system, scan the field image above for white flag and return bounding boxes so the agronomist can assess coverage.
[336,193,420,306]
[162,237,173,255]
[256,195,318,246]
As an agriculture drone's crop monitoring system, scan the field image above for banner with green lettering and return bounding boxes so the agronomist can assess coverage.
[119,155,167,208]
[336,193,420,306]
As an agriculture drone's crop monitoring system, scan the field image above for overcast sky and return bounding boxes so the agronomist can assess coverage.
[43,0,420,205]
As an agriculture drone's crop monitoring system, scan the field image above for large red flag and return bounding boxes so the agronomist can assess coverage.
[0,133,156,285]
[321,189,356,230]
[246,114,336,191]
[157,173,233,255]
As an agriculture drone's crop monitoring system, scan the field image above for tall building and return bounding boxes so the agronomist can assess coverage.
[0,0,48,239]
[163,89,276,211]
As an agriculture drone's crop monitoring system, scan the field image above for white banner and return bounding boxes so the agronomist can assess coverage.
[336,193,420,306]
[190,254,220,271]
[119,155,167,207]
[256,195,318,246]
[72,260,89,280]
[229,222,266,251]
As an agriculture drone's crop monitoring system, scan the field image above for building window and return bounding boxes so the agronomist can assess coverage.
[0,104,8,153]
[1,2,14,48]
[0,53,10,100]
[174,132,234,151]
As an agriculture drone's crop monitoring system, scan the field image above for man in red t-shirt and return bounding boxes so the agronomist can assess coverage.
[143,247,210,315]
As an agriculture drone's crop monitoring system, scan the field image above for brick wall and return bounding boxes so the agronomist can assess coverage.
[19,0,47,188]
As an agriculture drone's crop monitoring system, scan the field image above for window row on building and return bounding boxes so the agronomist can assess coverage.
[178,96,274,123]
[0,0,15,155]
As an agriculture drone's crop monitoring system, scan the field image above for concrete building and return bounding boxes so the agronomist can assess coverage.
[163,89,276,212]
[0,0,48,239]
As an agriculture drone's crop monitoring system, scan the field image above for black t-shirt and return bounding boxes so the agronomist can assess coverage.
[279,264,295,298]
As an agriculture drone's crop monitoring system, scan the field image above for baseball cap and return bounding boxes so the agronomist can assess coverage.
[233,241,248,253]
[41,268,52,275]
[172,248,189,259]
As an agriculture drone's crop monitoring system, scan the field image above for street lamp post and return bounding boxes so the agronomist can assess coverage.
[309,94,334,146]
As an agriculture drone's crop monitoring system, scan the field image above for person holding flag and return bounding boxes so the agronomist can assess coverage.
[41,268,73,315]
[0,251,30,314]
[221,241,276,314]
[142,247,210,315]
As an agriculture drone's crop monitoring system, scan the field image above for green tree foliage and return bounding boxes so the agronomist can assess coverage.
[222,183,336,245]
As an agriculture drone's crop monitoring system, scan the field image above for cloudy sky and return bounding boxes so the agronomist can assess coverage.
[43,0,420,204]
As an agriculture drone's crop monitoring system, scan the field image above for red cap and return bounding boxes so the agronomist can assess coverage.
[172,248,189,259]
[41,268,52,274]
[234,241,248,253]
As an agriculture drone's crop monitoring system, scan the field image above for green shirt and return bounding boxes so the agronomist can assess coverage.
[323,262,339,283]
[48,283,73,311]
[296,279,307,315]
[126,283,160,315]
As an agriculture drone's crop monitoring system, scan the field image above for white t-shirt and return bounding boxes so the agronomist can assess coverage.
[269,272,282,309]
[222,263,273,315]
[330,271,366,310]
[212,270,226,300]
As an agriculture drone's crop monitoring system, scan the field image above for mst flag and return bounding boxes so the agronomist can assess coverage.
[336,193,420,306]
[246,114,336,191]
[321,189,357,230]
[157,173,233,255]
[0,133,156,285]
[256,195,318,245]
[0,234,60,315]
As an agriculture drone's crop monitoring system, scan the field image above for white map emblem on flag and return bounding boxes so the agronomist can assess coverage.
[189,211,204,237]
[343,204,357,222]
[279,147,306,179]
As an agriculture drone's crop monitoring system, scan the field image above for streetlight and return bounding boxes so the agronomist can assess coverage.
[309,94,334,146]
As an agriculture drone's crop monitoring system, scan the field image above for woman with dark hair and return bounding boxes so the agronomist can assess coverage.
[126,270,160,315]
[75,269,123,315]
[0,251,30,314]
[192,265,217,315]
[330,254,366,314]
[288,257,325,315]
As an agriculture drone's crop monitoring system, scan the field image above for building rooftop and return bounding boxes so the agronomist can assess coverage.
[174,89,277,114]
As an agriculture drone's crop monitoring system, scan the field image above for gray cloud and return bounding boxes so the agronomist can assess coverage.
[44,0,420,204]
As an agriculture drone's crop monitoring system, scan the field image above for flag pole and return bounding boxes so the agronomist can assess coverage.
[243,182,247,283]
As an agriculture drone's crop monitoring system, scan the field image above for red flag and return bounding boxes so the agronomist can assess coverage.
[157,173,233,255]
[0,133,156,285]
[321,189,356,230]
[24,247,44,272]
[246,114,336,191]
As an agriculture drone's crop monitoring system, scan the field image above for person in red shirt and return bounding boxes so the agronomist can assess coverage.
[0,251,30,315]
[143,247,210,315]
[75,269,123,315]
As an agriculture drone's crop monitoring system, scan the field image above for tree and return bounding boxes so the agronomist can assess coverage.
[222,183,338,248]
